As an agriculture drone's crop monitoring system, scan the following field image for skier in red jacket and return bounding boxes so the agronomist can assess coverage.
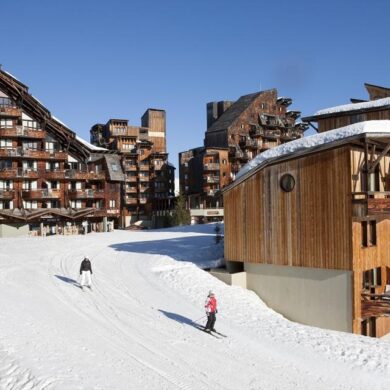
[204,290,217,332]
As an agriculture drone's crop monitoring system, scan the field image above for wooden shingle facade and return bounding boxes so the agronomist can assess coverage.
[0,68,123,235]
[224,117,390,337]
[90,111,175,228]
[180,89,307,222]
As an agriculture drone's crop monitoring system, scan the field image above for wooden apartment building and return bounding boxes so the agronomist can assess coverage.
[90,110,175,228]
[0,68,124,236]
[179,89,308,222]
[223,84,390,337]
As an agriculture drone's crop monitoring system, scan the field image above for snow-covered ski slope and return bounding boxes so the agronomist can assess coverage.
[0,224,389,390]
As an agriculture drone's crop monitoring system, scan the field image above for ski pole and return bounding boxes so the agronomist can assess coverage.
[193,315,206,324]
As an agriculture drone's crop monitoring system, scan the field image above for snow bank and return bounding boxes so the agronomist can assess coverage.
[236,120,390,180]
[315,97,390,116]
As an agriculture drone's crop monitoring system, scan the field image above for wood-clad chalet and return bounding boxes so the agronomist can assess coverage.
[0,68,124,236]
[223,121,390,337]
[90,112,175,228]
[303,83,390,133]
[180,89,308,222]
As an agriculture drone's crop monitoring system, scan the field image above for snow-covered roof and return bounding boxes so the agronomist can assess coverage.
[75,135,107,151]
[314,97,390,116]
[235,120,390,181]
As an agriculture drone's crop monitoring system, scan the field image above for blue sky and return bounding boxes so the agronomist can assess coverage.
[1,0,389,172]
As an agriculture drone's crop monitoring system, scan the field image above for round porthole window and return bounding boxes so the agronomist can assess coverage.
[280,174,295,192]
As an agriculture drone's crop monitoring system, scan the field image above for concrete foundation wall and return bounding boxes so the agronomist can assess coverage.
[209,269,247,288]
[0,223,29,238]
[245,263,353,332]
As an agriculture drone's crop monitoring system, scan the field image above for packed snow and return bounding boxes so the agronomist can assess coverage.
[236,120,390,180]
[0,224,390,390]
[315,97,390,116]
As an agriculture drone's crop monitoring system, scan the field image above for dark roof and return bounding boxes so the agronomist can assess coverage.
[206,91,266,133]
[365,83,390,92]
[104,155,125,181]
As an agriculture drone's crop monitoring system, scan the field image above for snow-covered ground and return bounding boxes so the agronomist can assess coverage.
[0,224,390,390]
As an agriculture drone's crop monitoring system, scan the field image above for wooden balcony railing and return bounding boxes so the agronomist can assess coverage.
[0,99,21,117]
[64,170,106,180]
[0,148,67,160]
[361,292,390,318]
[0,189,15,199]
[123,164,138,171]
[0,126,45,139]
[203,163,220,171]
[204,176,220,183]
[125,198,138,205]
[352,192,390,217]
[68,189,105,199]
[22,189,61,199]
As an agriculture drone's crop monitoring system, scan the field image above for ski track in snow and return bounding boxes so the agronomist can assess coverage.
[0,225,389,389]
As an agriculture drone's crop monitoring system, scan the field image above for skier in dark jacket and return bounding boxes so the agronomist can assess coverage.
[79,257,93,288]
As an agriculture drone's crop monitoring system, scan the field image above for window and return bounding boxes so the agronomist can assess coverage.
[0,180,13,189]
[280,174,295,192]
[0,139,13,149]
[22,180,37,190]
[361,220,377,247]
[111,164,118,172]
[23,141,38,150]
[23,160,37,171]
[109,200,116,208]
[0,160,12,170]
[0,119,13,128]
[45,142,54,151]
[0,200,12,209]
[23,200,38,209]
[70,200,82,209]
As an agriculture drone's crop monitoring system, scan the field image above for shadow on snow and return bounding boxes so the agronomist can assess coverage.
[109,235,223,267]
[55,275,82,289]
[158,309,205,328]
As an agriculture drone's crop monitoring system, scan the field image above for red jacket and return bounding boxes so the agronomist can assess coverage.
[205,296,217,313]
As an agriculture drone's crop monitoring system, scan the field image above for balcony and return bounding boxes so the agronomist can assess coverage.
[139,175,150,182]
[139,164,150,171]
[44,169,66,180]
[263,130,281,140]
[0,189,15,199]
[68,189,105,199]
[204,176,220,184]
[111,127,139,137]
[64,170,106,180]
[203,163,220,171]
[126,187,138,193]
[361,292,390,318]
[126,176,138,182]
[352,192,390,218]
[0,98,21,117]
[123,164,138,171]
[22,189,61,199]
[0,126,45,139]
[0,147,67,160]
[139,198,148,204]
[139,186,150,193]
[125,198,138,205]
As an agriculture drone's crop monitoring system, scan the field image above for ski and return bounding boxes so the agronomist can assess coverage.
[194,325,222,338]
[211,330,227,338]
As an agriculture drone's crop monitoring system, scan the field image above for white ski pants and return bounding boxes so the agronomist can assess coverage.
[80,271,92,287]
